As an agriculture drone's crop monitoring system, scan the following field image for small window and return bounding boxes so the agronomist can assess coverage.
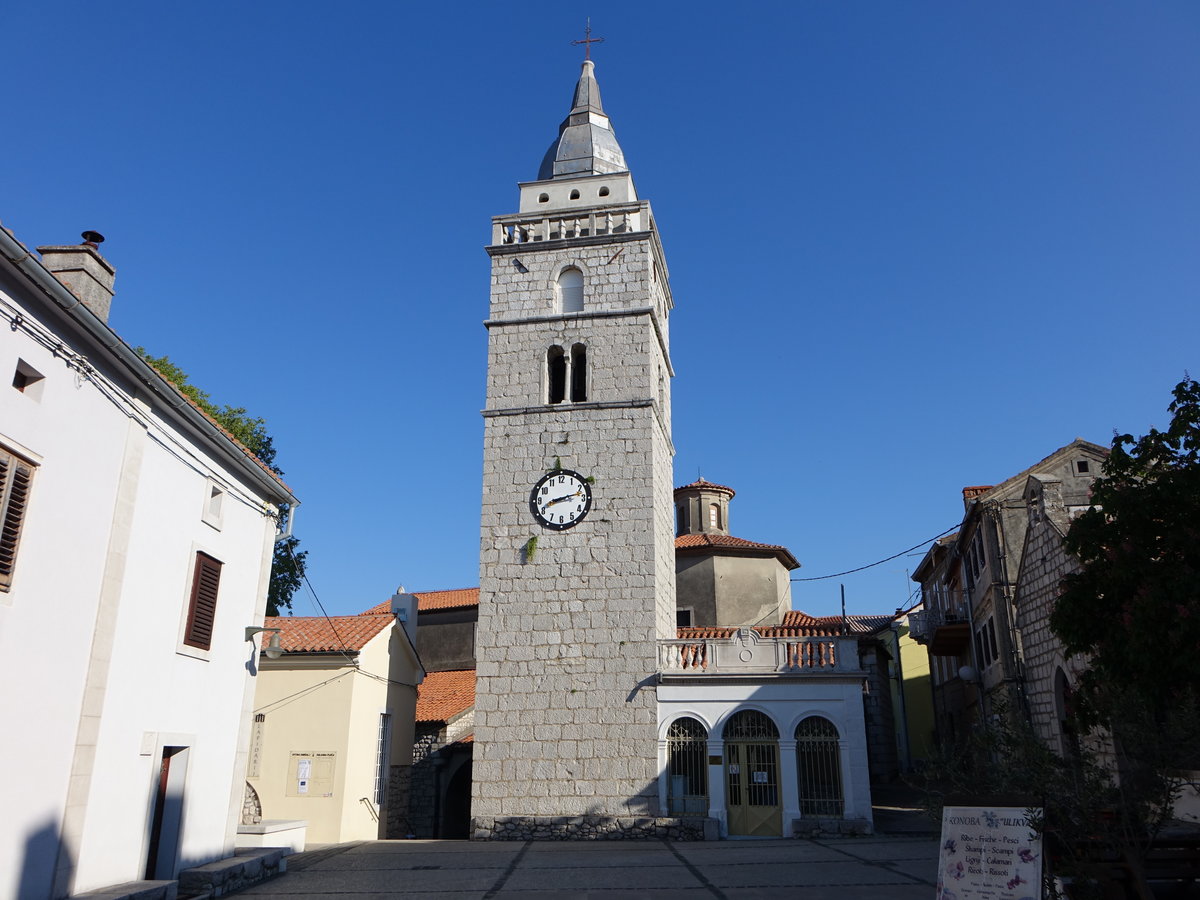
[374,713,392,805]
[598,186,610,197]
[709,504,719,529]
[676,608,693,628]
[12,360,45,401]
[202,480,225,530]
[569,189,580,200]
[0,448,35,592]
[183,552,223,650]
[1075,460,1090,475]
[547,346,566,404]
[558,267,584,313]
[570,344,587,402]
[987,617,999,661]
[538,193,549,203]
[676,504,685,535]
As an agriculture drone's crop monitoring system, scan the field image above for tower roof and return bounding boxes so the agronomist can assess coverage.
[538,60,628,180]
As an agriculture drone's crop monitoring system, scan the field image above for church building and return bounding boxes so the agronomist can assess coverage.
[469,58,877,840]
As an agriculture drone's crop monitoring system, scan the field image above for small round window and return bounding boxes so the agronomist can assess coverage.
[569,189,580,200]
[538,192,549,203]
[598,186,610,197]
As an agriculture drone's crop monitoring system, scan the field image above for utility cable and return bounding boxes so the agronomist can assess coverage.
[790,524,961,582]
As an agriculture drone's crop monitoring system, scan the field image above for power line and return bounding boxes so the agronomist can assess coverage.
[790,524,960,582]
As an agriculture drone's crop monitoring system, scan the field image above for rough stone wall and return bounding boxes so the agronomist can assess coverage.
[474,216,675,830]
[408,710,475,838]
[860,644,899,781]
[478,815,709,841]
[1014,486,1079,752]
[385,764,413,838]
[241,781,262,826]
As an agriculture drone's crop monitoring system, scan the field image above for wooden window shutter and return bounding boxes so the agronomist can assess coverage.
[184,552,223,650]
[0,451,35,591]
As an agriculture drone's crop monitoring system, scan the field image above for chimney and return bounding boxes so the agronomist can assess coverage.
[37,231,116,323]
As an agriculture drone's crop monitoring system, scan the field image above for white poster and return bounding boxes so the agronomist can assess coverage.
[936,806,1042,900]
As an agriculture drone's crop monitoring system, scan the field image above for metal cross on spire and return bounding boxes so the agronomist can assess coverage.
[571,18,605,60]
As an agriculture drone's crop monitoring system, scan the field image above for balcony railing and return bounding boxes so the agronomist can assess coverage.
[908,605,968,646]
[659,630,861,676]
[491,202,648,246]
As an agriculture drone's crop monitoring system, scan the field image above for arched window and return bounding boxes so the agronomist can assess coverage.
[547,346,566,404]
[666,717,708,815]
[795,716,843,816]
[558,268,584,313]
[569,189,580,199]
[570,343,587,402]
[709,503,719,530]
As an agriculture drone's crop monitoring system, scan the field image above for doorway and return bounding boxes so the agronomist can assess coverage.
[145,746,189,880]
[723,711,781,837]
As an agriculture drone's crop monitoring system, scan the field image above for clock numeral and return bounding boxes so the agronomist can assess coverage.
[557,476,565,484]
[576,505,583,512]
[541,486,549,496]
[558,515,564,523]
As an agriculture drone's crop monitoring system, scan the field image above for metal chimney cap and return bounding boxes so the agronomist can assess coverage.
[81,230,105,246]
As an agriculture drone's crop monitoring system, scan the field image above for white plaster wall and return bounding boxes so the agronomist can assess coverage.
[72,428,277,891]
[0,279,284,896]
[657,679,874,834]
[0,293,128,900]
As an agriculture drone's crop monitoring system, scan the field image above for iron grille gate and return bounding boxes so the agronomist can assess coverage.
[724,710,781,836]
[666,717,708,815]
[795,716,843,816]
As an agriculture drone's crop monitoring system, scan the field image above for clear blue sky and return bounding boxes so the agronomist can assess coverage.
[4,2,1197,618]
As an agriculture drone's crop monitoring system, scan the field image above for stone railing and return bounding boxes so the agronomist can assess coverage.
[491,202,647,246]
[659,630,861,676]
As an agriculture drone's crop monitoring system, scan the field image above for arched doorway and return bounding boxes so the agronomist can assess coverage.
[666,717,709,815]
[795,716,843,817]
[440,760,472,839]
[723,710,781,836]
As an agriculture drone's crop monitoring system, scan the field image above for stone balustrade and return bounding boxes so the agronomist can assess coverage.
[492,202,647,246]
[658,631,861,675]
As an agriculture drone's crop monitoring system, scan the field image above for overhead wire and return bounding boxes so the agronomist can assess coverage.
[790,523,961,582]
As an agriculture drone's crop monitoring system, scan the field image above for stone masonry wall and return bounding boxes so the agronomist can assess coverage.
[474,214,676,831]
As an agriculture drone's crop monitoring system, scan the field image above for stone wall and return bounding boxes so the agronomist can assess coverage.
[385,764,412,838]
[860,642,899,781]
[473,815,712,841]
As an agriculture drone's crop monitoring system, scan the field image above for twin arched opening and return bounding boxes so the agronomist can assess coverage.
[547,344,587,404]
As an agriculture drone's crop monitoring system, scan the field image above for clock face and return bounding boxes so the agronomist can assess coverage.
[530,469,592,530]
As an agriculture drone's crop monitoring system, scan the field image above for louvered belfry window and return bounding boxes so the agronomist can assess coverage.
[183,552,223,650]
[0,448,35,591]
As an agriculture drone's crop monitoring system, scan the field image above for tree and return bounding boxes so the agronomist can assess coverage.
[138,350,307,615]
[1051,376,1200,738]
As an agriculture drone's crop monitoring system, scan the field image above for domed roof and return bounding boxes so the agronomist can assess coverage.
[538,60,629,180]
[673,478,736,499]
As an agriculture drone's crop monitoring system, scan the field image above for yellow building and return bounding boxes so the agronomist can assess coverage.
[246,594,424,844]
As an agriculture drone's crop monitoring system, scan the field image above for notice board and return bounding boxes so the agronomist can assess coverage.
[936,806,1043,900]
[287,750,337,798]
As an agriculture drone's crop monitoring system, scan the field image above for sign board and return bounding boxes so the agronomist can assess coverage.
[287,751,337,798]
[936,806,1042,900]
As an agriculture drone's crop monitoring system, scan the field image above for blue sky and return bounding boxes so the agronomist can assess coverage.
[4,2,1197,618]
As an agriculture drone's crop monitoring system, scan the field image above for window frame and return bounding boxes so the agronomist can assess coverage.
[181,551,223,653]
[0,446,35,593]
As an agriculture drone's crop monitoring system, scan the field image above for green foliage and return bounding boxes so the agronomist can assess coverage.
[137,349,305,615]
[523,535,538,562]
[1052,377,1200,738]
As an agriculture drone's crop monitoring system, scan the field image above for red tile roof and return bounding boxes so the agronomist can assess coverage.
[359,588,480,616]
[416,669,476,724]
[264,614,392,654]
[674,478,735,497]
[961,485,994,501]
[675,533,800,570]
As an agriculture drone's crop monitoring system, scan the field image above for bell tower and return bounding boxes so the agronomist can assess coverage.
[472,59,677,839]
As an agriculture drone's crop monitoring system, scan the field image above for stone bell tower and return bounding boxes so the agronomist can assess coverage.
[472,59,678,839]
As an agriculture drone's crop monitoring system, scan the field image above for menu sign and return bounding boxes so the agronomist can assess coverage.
[936,806,1042,900]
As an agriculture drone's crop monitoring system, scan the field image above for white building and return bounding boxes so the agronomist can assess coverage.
[0,227,298,898]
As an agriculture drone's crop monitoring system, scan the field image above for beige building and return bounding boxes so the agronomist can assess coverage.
[247,593,423,844]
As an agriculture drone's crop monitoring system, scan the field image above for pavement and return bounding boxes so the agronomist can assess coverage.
[234,788,941,899]
[237,836,938,899]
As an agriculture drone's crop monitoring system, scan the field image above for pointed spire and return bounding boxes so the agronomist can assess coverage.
[537,61,628,180]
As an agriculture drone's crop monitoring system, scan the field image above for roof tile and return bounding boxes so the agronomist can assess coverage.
[264,614,392,653]
[416,669,476,724]
[360,587,480,616]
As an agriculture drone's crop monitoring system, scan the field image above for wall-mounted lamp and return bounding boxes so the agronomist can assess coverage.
[958,665,979,684]
[245,626,285,660]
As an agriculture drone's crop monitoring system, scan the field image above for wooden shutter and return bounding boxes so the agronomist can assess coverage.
[0,451,35,591]
[183,552,223,650]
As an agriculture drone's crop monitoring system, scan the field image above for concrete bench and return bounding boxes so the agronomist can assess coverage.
[176,847,289,898]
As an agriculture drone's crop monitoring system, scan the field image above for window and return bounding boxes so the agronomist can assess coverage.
[374,713,392,805]
[676,504,685,535]
[1076,460,1091,475]
[569,189,580,200]
[709,504,719,530]
[12,359,45,400]
[547,346,566,404]
[558,267,584,313]
[0,448,35,591]
[201,480,225,529]
[570,343,587,402]
[598,186,610,197]
[676,608,693,627]
[538,192,549,203]
[183,552,223,650]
